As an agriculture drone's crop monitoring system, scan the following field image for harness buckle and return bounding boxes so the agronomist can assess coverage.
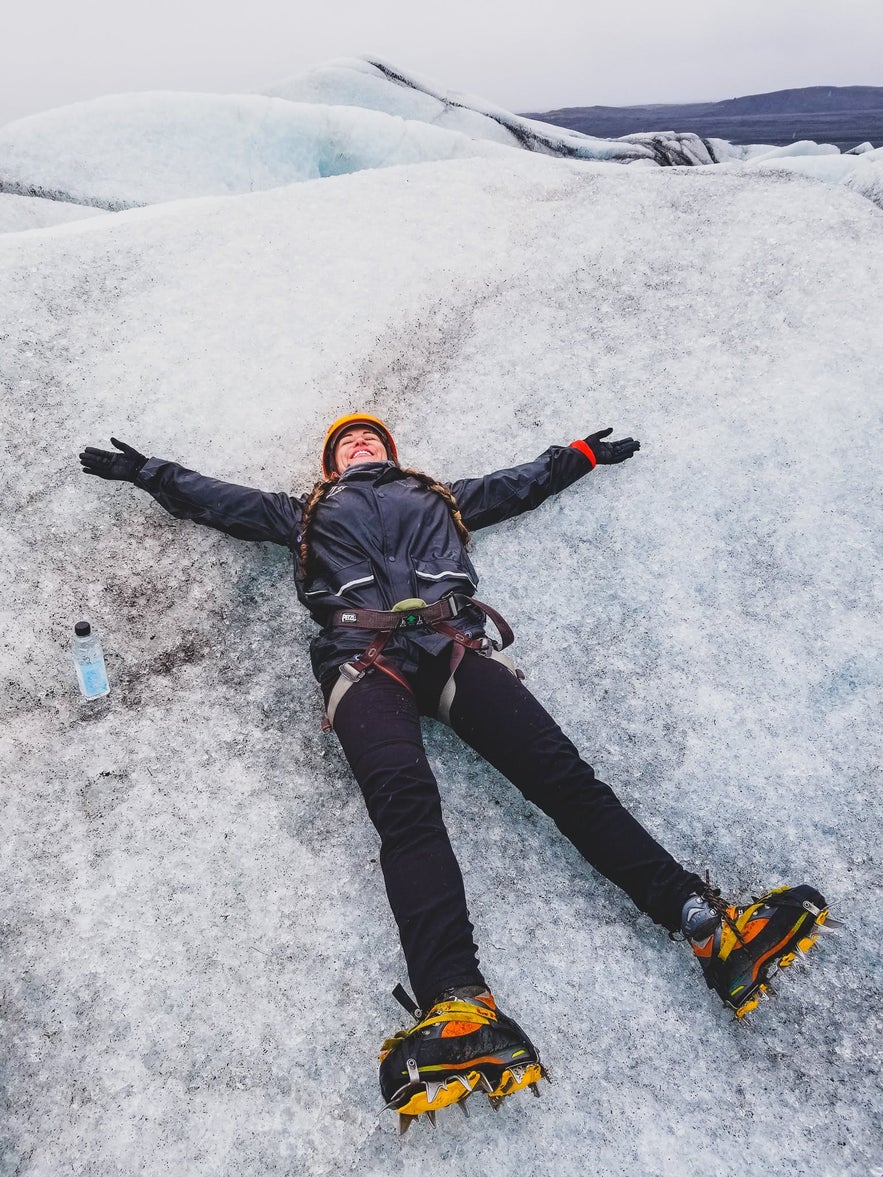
[441,589,470,619]
[339,661,366,683]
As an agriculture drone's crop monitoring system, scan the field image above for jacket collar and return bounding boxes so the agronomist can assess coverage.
[337,461,404,486]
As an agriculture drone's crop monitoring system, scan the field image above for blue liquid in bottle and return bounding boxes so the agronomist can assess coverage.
[72,620,110,699]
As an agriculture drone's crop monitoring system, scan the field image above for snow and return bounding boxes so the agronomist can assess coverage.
[1,83,883,1177]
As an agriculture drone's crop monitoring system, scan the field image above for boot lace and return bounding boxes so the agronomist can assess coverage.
[698,870,750,949]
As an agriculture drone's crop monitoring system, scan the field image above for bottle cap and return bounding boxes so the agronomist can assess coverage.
[75,621,91,637]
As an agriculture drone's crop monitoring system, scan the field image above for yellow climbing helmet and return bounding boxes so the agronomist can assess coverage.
[321,413,398,479]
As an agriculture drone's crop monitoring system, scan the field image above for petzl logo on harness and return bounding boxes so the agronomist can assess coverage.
[341,612,358,623]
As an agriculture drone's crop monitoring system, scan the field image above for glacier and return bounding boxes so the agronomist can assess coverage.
[2,56,881,223]
[1,65,882,1177]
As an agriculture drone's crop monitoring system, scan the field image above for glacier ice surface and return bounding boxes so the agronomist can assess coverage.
[1,56,879,215]
[1,149,881,1176]
[0,90,514,209]
[0,192,107,233]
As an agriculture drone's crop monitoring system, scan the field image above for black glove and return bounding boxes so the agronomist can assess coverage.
[79,437,148,481]
[584,427,640,465]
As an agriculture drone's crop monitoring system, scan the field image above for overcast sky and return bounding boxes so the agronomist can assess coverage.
[3,0,881,126]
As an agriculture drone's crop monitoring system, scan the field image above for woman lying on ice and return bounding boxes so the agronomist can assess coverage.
[80,416,832,1130]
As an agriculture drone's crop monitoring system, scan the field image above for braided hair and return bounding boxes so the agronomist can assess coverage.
[298,467,470,574]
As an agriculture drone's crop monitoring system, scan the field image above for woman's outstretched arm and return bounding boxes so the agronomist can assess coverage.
[80,437,301,545]
[449,428,640,532]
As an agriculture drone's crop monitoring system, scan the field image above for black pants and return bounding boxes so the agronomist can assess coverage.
[329,646,703,1011]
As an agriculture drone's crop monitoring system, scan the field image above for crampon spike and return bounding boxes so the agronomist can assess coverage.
[734,1007,756,1028]
[380,996,544,1124]
[458,1099,470,1118]
[530,1082,542,1098]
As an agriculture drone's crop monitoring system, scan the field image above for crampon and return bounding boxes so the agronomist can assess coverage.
[379,986,547,1133]
[691,883,842,1020]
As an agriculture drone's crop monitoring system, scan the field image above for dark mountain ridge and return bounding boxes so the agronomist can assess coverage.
[523,85,883,151]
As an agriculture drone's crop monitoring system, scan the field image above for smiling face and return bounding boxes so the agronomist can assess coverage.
[333,425,389,474]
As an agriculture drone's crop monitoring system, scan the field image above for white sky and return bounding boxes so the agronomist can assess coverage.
[2,0,881,126]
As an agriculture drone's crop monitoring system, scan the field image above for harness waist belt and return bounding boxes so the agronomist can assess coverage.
[331,593,465,631]
[331,592,514,649]
[321,592,517,731]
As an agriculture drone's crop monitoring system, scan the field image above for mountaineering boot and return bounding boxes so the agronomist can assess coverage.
[379,986,546,1131]
[683,883,835,1019]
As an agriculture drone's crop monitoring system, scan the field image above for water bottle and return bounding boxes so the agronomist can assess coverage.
[72,620,110,699]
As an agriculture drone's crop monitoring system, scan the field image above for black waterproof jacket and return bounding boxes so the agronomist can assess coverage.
[135,444,593,685]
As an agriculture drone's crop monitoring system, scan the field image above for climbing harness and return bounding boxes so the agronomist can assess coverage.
[322,591,521,729]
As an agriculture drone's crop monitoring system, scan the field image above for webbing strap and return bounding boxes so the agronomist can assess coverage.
[323,673,353,730]
[436,645,521,726]
[399,1001,498,1039]
[323,595,516,730]
[436,644,466,726]
[323,629,400,730]
[331,595,463,631]
[433,599,514,651]
[331,594,514,650]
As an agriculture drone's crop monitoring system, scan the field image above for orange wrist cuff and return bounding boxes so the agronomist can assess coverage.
[570,439,597,468]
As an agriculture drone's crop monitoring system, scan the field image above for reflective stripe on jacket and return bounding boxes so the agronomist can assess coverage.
[135,445,593,684]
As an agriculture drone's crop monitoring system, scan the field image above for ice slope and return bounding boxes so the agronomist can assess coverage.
[0,77,694,217]
[1,154,882,1177]
[264,57,883,190]
[260,55,703,162]
[0,91,514,209]
[1,57,880,218]
[0,192,107,233]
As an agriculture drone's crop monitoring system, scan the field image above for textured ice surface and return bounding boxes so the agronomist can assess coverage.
[1,154,882,1177]
[0,192,107,234]
[1,57,880,214]
[0,91,514,208]
[0,80,661,213]
[716,143,883,210]
[261,56,523,146]
[260,55,647,160]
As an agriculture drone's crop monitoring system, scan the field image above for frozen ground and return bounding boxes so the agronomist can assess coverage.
[1,144,881,1177]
